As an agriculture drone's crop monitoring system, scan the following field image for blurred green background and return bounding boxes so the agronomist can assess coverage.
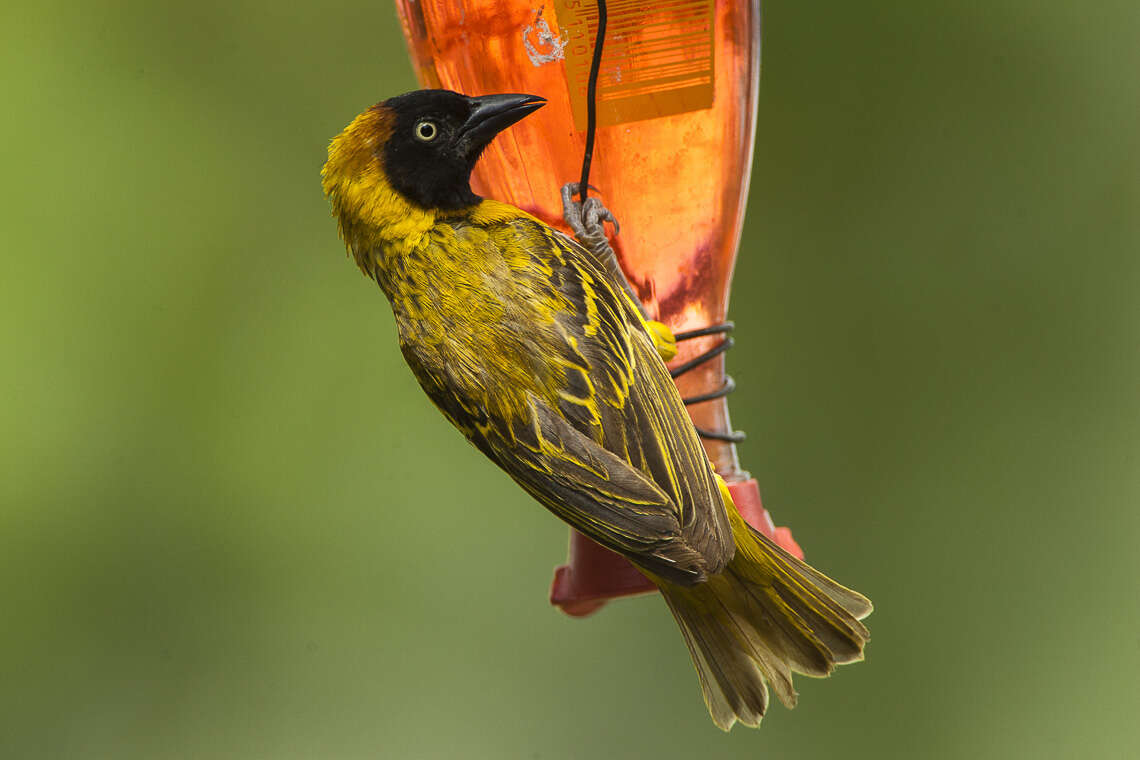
[2,1,1138,758]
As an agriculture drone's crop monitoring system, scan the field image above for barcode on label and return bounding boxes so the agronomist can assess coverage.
[554,0,715,130]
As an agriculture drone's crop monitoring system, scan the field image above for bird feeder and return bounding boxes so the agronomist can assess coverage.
[395,0,803,616]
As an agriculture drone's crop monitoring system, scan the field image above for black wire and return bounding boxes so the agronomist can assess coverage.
[578,0,607,204]
[669,336,733,379]
[692,424,746,443]
[674,322,735,341]
[682,375,736,405]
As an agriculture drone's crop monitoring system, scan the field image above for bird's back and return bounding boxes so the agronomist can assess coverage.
[382,201,737,576]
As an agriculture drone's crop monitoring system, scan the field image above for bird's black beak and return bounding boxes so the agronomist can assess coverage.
[457,93,546,152]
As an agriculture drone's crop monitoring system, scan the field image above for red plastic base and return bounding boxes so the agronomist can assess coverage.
[550,478,803,617]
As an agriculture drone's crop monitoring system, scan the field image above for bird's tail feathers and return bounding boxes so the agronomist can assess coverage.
[658,515,871,730]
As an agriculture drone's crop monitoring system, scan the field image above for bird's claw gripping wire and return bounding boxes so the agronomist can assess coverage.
[561,182,619,257]
[561,181,639,313]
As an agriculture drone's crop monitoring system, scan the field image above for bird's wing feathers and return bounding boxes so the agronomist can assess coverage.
[490,396,710,584]
[609,329,735,572]
[437,215,736,578]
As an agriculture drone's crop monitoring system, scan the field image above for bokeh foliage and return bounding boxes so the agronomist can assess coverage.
[2,1,1138,757]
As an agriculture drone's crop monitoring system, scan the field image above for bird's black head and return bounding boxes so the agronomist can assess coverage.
[378,89,546,211]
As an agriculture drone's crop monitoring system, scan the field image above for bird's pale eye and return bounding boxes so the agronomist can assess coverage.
[414,120,438,142]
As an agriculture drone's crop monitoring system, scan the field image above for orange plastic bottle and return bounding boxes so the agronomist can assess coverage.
[394,0,801,615]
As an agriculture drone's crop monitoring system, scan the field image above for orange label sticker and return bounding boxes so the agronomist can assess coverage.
[553,0,716,131]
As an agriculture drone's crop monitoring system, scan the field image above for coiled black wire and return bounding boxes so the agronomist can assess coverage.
[671,323,745,442]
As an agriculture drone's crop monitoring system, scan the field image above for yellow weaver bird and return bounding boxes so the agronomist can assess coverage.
[322,89,871,730]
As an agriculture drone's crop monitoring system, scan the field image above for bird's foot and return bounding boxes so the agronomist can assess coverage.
[560,182,620,253]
